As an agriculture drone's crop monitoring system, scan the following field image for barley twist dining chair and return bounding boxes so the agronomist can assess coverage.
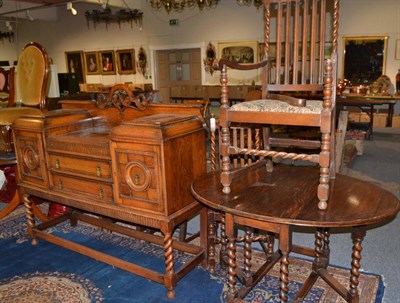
[216,0,339,210]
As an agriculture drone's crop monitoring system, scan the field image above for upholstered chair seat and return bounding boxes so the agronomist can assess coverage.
[230,99,323,114]
[0,107,42,125]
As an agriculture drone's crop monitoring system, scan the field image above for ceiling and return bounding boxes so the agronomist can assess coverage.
[0,0,142,19]
[16,0,71,4]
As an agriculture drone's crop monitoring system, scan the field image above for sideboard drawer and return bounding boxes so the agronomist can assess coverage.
[48,154,112,181]
[50,173,114,202]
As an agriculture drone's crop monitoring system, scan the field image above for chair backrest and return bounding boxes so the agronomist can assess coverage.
[16,42,49,111]
[262,0,339,95]
[0,67,15,107]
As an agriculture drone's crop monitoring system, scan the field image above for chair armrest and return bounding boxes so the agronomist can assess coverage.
[266,93,306,107]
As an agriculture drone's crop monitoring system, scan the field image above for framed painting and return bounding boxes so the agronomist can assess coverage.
[99,50,116,75]
[342,36,388,84]
[218,41,258,64]
[84,51,100,75]
[116,49,136,74]
[65,51,85,83]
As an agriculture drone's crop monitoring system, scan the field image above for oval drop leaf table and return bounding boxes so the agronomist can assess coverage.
[191,162,400,303]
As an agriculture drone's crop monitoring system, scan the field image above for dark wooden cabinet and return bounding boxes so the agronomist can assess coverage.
[110,114,206,217]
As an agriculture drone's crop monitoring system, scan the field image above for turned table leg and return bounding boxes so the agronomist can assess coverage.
[348,226,366,303]
[163,231,176,299]
[243,227,253,286]
[279,251,290,303]
[207,210,217,273]
[279,225,291,303]
[23,194,38,246]
[225,213,238,303]
[220,213,228,276]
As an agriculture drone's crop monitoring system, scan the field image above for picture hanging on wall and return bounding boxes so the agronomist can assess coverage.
[218,41,258,64]
[84,51,100,75]
[65,51,85,83]
[116,49,136,75]
[99,50,116,75]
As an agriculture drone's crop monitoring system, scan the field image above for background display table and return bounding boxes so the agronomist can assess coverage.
[337,95,399,139]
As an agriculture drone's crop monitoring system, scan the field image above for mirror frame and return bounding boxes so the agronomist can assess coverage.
[342,35,388,84]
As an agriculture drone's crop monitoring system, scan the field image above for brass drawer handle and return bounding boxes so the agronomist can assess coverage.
[96,166,102,177]
[99,187,104,199]
[58,179,63,190]
[55,159,60,169]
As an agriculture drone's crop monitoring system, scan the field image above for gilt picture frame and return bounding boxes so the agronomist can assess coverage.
[99,50,116,75]
[116,49,136,75]
[342,36,388,84]
[65,51,85,83]
[218,41,258,64]
[84,51,100,75]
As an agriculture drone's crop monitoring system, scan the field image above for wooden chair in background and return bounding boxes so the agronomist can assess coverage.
[0,42,49,157]
[0,66,15,108]
[0,42,49,221]
[0,67,15,157]
[182,99,210,122]
[216,0,340,210]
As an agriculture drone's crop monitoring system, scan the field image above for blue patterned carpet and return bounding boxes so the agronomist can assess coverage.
[0,210,384,303]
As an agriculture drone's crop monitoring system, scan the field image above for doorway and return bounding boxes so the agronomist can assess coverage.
[156,48,201,102]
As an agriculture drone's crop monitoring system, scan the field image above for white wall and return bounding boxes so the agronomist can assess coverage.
[0,0,399,89]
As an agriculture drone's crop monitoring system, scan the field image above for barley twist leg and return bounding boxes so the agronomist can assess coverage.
[220,214,228,276]
[23,194,38,246]
[208,218,216,273]
[280,251,289,303]
[350,227,366,300]
[164,232,176,299]
[243,227,252,285]
[226,237,237,303]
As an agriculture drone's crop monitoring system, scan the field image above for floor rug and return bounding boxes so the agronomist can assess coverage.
[0,210,384,303]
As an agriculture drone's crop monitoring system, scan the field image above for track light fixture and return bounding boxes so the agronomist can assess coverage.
[236,0,263,9]
[67,2,78,15]
[147,0,220,14]
[5,21,12,31]
[101,0,108,9]
[25,10,34,21]
[26,10,34,21]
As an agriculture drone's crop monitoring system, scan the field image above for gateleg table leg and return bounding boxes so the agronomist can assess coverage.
[243,227,253,286]
[220,213,228,276]
[225,212,238,303]
[279,225,291,303]
[348,226,366,303]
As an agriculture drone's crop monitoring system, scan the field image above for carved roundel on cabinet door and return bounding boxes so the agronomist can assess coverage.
[23,146,39,170]
[125,160,151,192]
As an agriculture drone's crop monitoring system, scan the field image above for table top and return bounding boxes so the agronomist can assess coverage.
[191,163,400,228]
[337,95,398,105]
